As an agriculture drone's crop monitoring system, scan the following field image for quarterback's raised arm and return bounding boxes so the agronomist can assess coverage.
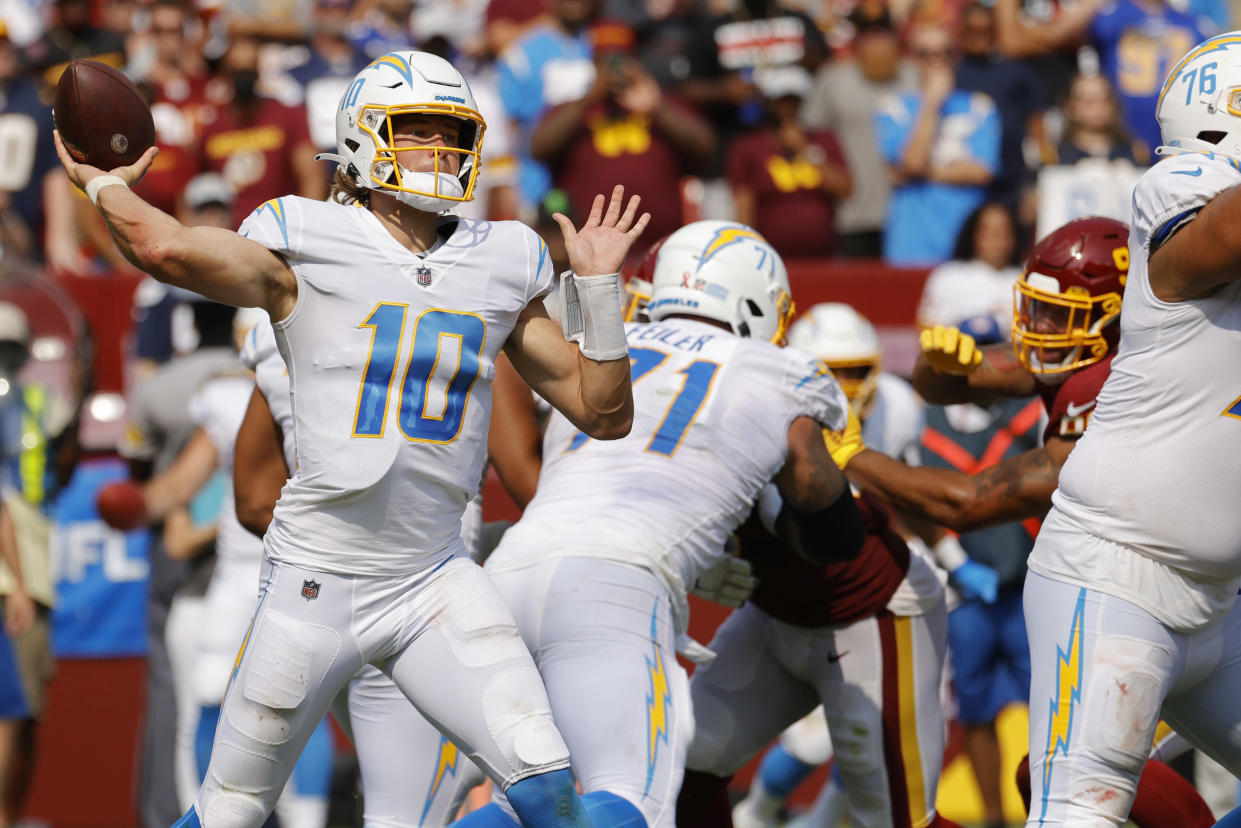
[54,132,296,318]
[504,185,649,440]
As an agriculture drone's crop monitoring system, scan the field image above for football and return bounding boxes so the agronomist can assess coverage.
[53,60,155,169]
[96,480,148,532]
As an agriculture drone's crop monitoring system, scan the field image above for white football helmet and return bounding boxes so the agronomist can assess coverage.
[1156,32,1241,160]
[787,303,882,417]
[645,221,794,344]
[333,51,486,212]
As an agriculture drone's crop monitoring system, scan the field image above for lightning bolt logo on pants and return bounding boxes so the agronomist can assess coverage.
[421,734,460,824]
[644,597,671,797]
[1040,588,1087,825]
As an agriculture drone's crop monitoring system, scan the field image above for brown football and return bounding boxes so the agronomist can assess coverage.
[53,60,155,169]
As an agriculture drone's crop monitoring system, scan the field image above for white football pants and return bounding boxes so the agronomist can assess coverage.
[1025,570,1241,827]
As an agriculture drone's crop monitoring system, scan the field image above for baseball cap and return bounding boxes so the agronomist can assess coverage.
[184,173,234,211]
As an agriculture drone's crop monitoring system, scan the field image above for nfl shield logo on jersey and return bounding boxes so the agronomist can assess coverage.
[416,265,432,286]
[301,579,321,601]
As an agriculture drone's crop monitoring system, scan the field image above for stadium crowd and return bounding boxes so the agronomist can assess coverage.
[1,0,1241,828]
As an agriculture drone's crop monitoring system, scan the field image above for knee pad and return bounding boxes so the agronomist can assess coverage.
[480,668,570,772]
[505,768,590,827]
[1082,637,1167,774]
[199,783,270,828]
[581,791,647,827]
[778,708,832,765]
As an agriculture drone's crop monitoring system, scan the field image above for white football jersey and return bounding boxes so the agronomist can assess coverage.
[239,197,553,575]
[187,374,263,566]
[240,319,296,470]
[863,373,924,465]
[486,319,850,597]
[1034,150,1241,628]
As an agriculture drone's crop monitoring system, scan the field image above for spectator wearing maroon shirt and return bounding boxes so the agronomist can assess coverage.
[529,20,715,258]
[197,36,325,226]
[726,66,850,258]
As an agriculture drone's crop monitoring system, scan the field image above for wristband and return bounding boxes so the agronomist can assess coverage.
[85,174,128,206]
[554,270,629,361]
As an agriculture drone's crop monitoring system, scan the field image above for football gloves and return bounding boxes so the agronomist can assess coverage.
[921,325,983,375]
[822,405,865,470]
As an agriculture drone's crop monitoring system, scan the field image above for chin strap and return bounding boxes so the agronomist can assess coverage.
[313,152,347,165]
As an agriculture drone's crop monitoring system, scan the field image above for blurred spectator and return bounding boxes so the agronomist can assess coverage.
[803,6,914,258]
[498,0,600,210]
[1056,72,1143,164]
[484,0,549,57]
[995,0,1106,105]
[529,20,714,252]
[131,174,237,375]
[1088,0,1204,160]
[286,0,369,153]
[725,66,850,258]
[22,0,126,78]
[198,36,325,225]
[0,303,65,828]
[954,2,1047,208]
[916,201,1022,332]
[680,0,829,181]
[223,0,314,42]
[132,0,213,217]
[347,0,417,59]
[876,23,1000,265]
[0,23,84,274]
[605,0,707,89]
[123,299,240,828]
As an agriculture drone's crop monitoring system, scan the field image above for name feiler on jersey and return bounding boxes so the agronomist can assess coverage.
[239,195,554,575]
[491,319,849,600]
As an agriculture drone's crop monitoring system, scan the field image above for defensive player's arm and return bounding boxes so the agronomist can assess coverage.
[1148,183,1241,302]
[842,435,1075,533]
[770,416,865,565]
[234,388,290,537]
[487,353,543,509]
[53,132,296,318]
[913,326,1038,405]
[504,186,649,441]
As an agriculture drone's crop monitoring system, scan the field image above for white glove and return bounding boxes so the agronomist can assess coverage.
[691,554,758,609]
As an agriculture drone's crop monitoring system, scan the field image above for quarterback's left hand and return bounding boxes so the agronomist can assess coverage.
[822,406,866,469]
[552,184,651,277]
[692,553,758,609]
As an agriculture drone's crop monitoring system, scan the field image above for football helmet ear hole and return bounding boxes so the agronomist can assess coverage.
[1198,130,1227,144]
[344,139,360,152]
[745,299,763,317]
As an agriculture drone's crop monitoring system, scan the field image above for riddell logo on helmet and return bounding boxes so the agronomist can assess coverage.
[435,95,466,103]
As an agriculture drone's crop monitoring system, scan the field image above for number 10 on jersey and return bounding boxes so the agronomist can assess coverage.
[352,303,486,443]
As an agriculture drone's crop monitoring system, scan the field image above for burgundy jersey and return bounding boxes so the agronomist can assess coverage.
[742,490,910,628]
[1035,353,1115,443]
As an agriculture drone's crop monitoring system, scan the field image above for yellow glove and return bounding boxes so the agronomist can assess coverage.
[823,405,865,469]
[920,325,983,375]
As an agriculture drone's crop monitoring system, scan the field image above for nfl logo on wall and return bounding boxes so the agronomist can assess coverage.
[301,579,321,601]
[416,265,432,287]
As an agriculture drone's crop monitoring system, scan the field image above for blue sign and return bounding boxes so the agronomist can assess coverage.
[51,458,149,657]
